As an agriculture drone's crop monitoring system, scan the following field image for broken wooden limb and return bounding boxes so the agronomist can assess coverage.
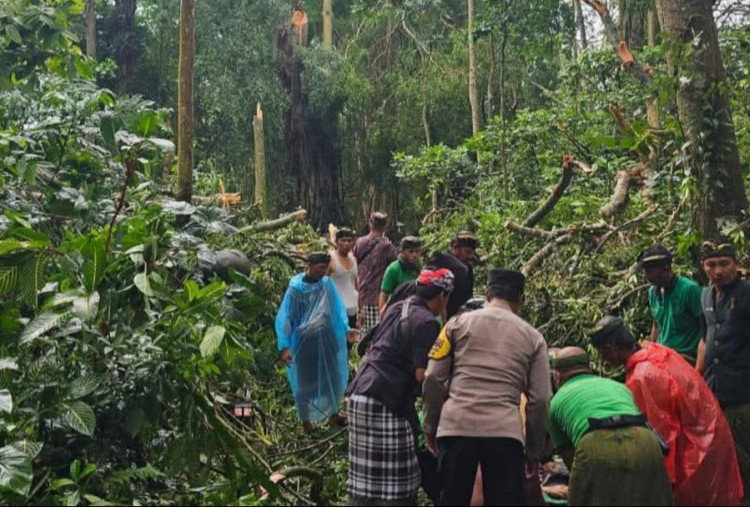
[523,156,577,228]
[600,166,646,218]
[581,0,618,48]
[260,466,324,505]
[240,209,308,234]
[522,234,575,277]
[595,205,658,252]
[505,222,557,240]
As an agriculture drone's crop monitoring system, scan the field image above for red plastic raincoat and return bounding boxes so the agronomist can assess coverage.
[625,342,744,506]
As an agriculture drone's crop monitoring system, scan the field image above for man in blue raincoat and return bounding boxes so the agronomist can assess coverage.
[276,252,356,433]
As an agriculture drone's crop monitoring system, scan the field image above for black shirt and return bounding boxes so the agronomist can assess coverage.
[347,296,440,418]
[428,251,473,319]
[702,278,750,406]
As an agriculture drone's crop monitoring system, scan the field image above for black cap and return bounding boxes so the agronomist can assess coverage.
[335,227,355,240]
[487,269,525,302]
[638,245,673,269]
[701,237,737,261]
[453,231,479,249]
[307,252,331,264]
[590,316,635,348]
[370,212,388,227]
[401,236,422,250]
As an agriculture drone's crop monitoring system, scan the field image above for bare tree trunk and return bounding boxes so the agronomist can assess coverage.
[656,0,748,238]
[619,0,647,50]
[485,32,495,121]
[253,103,267,218]
[500,32,509,200]
[85,0,96,58]
[468,0,481,136]
[176,0,195,203]
[574,0,588,50]
[647,9,657,45]
[322,0,333,48]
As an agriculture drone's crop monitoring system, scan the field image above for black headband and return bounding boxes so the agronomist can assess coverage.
[701,240,737,261]
[307,252,331,264]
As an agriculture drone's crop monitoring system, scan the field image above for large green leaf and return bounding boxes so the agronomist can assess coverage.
[51,291,100,321]
[69,376,101,400]
[99,115,122,153]
[9,441,43,460]
[0,445,32,497]
[0,390,11,414]
[0,239,42,256]
[18,252,46,308]
[81,238,106,295]
[0,266,18,297]
[19,312,65,345]
[60,401,96,436]
[200,326,226,358]
[133,273,155,297]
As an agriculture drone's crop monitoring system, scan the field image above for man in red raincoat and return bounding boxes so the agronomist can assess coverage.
[591,316,744,506]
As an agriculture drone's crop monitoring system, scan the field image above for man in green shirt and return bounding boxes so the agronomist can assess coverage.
[639,245,704,363]
[378,236,422,316]
[549,347,672,506]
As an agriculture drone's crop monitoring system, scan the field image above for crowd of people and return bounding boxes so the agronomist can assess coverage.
[273,212,750,506]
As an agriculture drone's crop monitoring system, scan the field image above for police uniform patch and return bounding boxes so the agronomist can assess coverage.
[429,327,452,360]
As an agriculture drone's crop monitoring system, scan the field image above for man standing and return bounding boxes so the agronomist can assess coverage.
[329,227,359,331]
[698,238,750,501]
[347,269,454,506]
[428,231,479,319]
[354,212,398,337]
[275,252,356,433]
[548,347,672,506]
[639,245,703,363]
[591,316,744,506]
[422,270,551,506]
[379,236,422,316]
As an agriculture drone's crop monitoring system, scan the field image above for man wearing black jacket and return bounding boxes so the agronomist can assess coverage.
[428,231,479,319]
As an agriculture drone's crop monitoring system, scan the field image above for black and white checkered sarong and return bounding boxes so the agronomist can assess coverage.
[348,395,420,502]
[360,305,380,339]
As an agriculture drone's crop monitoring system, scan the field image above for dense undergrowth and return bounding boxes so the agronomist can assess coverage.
[1,1,750,506]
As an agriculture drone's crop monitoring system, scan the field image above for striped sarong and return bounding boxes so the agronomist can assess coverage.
[724,403,750,501]
[348,395,420,504]
[569,426,673,506]
[360,305,380,340]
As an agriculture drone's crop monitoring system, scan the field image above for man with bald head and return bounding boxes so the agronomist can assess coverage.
[549,347,672,506]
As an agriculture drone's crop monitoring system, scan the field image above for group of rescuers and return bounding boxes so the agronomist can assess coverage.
[273,211,750,506]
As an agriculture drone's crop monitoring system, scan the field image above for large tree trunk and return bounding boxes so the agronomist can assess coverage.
[619,0,647,50]
[647,9,658,45]
[85,0,96,58]
[176,0,195,203]
[656,0,748,237]
[468,0,481,136]
[278,10,345,231]
[113,0,137,94]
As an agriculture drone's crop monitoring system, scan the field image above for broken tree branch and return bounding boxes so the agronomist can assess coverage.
[595,205,658,253]
[522,234,575,277]
[523,156,578,228]
[600,166,646,218]
[240,210,308,234]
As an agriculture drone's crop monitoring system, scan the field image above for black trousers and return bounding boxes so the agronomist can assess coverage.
[438,436,526,507]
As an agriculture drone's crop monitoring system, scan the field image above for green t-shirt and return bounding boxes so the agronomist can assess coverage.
[381,260,419,294]
[549,374,641,449]
[648,275,704,357]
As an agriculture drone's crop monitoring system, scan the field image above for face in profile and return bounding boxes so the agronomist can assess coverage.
[643,265,672,287]
[307,262,329,281]
[454,246,476,264]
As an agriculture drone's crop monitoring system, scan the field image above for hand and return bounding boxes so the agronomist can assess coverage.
[425,433,438,456]
[525,459,539,479]
[280,349,292,365]
[346,330,359,344]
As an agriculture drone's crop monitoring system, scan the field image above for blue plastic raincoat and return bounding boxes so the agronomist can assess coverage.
[275,274,350,423]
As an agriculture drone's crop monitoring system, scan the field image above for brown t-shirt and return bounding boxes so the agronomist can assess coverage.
[422,301,551,459]
[354,233,398,306]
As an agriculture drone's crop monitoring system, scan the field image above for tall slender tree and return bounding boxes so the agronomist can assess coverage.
[656,0,748,237]
[322,0,333,49]
[176,0,195,203]
[85,0,96,58]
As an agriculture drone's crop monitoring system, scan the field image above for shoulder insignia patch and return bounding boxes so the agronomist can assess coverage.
[429,327,452,360]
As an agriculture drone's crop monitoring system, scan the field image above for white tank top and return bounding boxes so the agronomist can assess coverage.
[330,251,358,316]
